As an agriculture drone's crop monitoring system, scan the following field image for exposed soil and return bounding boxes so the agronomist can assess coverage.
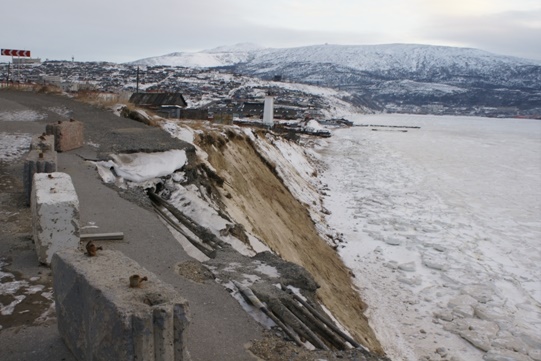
[175,259,215,284]
[197,129,385,355]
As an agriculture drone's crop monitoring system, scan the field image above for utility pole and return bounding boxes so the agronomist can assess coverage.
[136,66,140,93]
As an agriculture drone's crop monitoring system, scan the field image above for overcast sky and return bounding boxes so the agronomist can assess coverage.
[1,0,540,63]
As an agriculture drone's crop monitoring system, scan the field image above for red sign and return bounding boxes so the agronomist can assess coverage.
[1,49,31,57]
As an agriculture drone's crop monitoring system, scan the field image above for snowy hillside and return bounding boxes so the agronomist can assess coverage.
[133,43,541,71]
[241,43,541,73]
[132,43,541,117]
[132,42,262,68]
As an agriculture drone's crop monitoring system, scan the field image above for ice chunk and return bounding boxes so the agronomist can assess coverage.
[422,253,447,270]
[474,305,511,325]
[529,349,541,361]
[448,294,478,309]
[491,331,529,355]
[483,349,532,361]
[398,261,416,272]
[519,332,541,350]
[452,305,474,318]
[461,284,494,303]
[397,275,422,286]
[384,237,402,246]
[434,310,454,322]
[444,318,499,352]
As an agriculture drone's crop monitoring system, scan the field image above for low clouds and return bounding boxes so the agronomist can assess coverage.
[1,0,540,62]
[419,9,541,59]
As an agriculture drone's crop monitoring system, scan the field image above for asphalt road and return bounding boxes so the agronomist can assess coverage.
[0,89,264,361]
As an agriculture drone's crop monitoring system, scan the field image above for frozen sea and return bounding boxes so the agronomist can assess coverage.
[318,114,541,361]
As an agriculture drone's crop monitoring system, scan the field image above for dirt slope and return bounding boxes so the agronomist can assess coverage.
[197,129,384,355]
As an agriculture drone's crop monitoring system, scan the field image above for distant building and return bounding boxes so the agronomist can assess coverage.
[129,92,188,119]
[130,92,187,107]
[263,93,274,126]
[62,82,96,92]
[40,75,62,86]
[240,102,264,117]
[13,58,41,65]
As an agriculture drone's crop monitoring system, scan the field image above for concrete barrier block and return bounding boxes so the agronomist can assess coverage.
[23,149,58,205]
[46,119,84,152]
[31,172,80,265]
[30,133,55,151]
[51,249,190,361]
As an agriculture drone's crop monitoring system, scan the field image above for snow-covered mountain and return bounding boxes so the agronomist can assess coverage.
[132,42,262,68]
[133,43,540,68]
[132,43,541,117]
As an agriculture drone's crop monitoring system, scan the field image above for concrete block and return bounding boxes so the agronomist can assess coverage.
[46,119,84,152]
[30,133,55,151]
[31,172,80,265]
[23,149,58,205]
[51,249,190,361]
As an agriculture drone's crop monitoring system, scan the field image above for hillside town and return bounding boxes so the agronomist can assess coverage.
[2,56,539,120]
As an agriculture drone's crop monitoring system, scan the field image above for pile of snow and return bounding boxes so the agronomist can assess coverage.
[303,120,325,132]
[161,120,195,143]
[94,149,187,183]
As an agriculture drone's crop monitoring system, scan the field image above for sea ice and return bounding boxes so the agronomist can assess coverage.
[319,114,541,361]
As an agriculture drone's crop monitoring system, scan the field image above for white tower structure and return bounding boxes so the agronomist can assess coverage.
[262,91,274,127]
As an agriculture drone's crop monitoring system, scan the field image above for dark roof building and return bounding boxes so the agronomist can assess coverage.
[129,92,187,108]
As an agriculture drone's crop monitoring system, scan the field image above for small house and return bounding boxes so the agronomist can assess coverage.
[129,92,188,119]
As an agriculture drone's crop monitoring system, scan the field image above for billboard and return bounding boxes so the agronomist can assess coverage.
[1,49,31,57]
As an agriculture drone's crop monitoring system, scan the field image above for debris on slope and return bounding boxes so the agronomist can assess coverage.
[92,116,386,357]
[189,124,385,354]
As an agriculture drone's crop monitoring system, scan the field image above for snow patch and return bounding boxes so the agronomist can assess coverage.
[0,110,46,122]
[0,132,32,162]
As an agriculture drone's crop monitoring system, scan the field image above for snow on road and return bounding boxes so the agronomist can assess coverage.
[0,133,32,162]
[318,114,541,361]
